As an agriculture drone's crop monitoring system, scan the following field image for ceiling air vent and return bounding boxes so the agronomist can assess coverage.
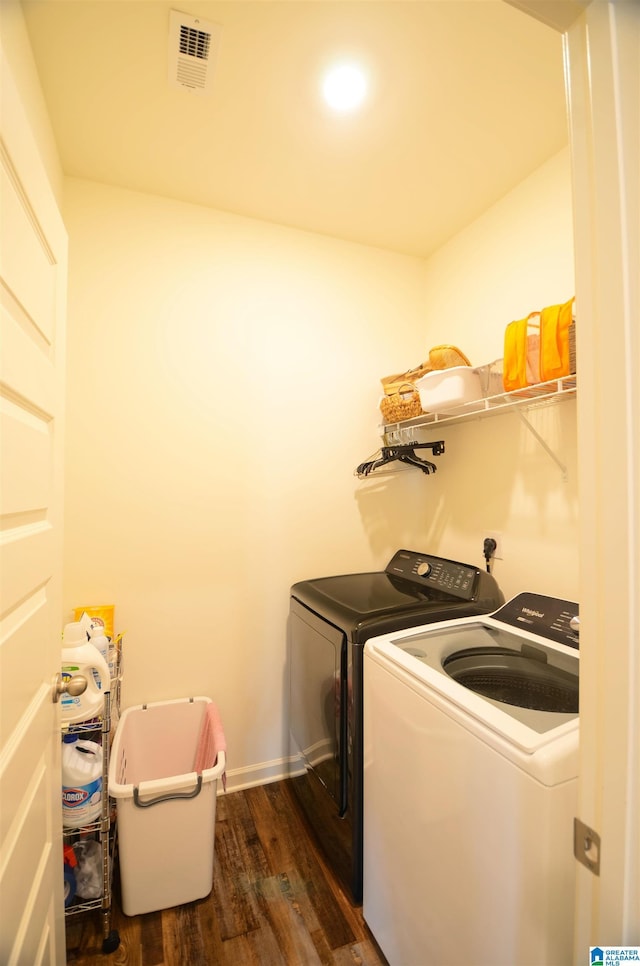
[168,10,221,95]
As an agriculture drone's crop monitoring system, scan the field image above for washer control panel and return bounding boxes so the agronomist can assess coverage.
[385,549,479,600]
[494,592,580,649]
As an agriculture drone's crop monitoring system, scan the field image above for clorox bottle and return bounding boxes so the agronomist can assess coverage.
[61,734,103,827]
[60,621,110,723]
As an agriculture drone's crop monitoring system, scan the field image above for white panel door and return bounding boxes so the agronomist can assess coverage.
[0,41,68,965]
[505,2,639,953]
[564,0,640,951]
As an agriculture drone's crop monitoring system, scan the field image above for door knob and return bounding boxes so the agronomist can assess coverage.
[52,673,88,703]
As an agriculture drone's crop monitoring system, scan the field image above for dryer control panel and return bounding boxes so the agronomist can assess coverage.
[494,592,580,649]
[385,549,480,600]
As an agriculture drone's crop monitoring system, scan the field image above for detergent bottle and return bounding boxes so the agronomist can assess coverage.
[88,624,110,689]
[61,734,103,827]
[60,621,110,723]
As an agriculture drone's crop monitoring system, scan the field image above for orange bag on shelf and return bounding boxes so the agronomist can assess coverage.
[503,297,576,392]
[502,313,541,391]
[539,297,575,381]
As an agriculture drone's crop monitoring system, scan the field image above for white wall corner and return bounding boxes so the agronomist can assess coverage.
[503,0,592,32]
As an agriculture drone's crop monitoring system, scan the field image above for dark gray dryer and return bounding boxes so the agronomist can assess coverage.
[287,548,504,903]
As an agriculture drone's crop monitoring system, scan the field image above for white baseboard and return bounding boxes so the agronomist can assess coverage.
[220,756,294,794]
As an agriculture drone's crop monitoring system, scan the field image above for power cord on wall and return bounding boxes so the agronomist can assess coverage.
[483,538,497,573]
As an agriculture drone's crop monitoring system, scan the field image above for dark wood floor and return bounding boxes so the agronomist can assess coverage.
[65,780,388,965]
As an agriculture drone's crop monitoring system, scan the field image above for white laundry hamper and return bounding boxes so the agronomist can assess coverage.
[109,696,226,916]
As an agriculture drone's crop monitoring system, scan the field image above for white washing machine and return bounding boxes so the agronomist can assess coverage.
[363,592,579,966]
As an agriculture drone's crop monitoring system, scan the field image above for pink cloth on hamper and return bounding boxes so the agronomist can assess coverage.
[194,702,227,790]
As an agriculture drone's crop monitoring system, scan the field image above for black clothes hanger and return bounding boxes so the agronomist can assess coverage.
[356,441,445,479]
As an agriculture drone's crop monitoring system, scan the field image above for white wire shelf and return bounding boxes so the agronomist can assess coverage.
[380,375,577,436]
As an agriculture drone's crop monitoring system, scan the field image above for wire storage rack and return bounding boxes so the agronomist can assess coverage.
[62,639,123,955]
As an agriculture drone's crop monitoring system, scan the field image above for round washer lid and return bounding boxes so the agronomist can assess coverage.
[443,646,579,713]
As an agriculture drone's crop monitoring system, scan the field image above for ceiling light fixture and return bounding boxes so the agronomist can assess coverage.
[322,63,368,112]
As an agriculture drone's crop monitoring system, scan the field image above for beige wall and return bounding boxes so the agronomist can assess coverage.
[4,0,578,786]
[421,149,574,363]
[62,180,431,781]
[62,151,577,785]
[414,149,578,600]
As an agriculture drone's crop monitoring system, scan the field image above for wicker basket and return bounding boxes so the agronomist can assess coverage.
[379,382,423,423]
[379,345,472,422]
[381,361,432,395]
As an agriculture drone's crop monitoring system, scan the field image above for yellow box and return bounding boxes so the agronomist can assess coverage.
[74,604,115,639]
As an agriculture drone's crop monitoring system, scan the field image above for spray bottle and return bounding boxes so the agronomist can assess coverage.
[88,624,110,689]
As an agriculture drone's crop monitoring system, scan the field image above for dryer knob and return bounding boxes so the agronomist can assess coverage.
[569,615,580,634]
[417,562,432,577]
